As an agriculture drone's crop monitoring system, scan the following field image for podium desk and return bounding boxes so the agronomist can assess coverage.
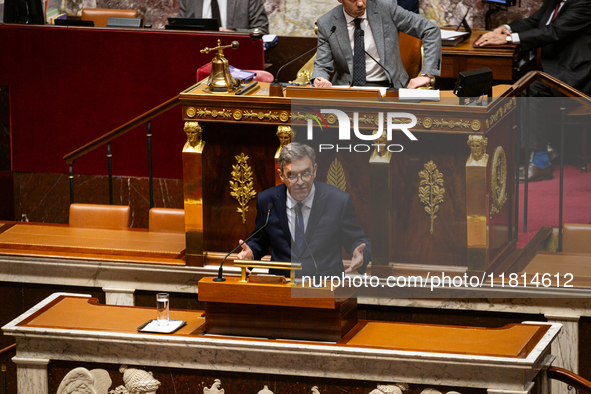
[179,83,517,272]
[3,293,561,394]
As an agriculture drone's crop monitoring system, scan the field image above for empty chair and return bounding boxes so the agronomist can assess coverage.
[81,8,138,28]
[562,223,591,254]
[69,203,131,230]
[148,207,185,233]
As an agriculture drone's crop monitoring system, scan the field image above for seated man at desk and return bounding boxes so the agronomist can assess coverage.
[178,0,269,34]
[475,0,591,182]
[311,0,441,88]
[237,143,371,278]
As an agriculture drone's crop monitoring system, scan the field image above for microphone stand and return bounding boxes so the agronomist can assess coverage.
[214,204,273,282]
[269,26,337,97]
[359,30,398,98]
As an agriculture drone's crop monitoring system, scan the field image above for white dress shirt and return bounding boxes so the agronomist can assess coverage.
[202,0,227,29]
[286,184,315,242]
[342,9,387,82]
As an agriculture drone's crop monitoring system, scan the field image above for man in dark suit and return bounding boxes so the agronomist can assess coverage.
[311,0,441,88]
[237,143,371,278]
[178,0,269,34]
[475,0,591,182]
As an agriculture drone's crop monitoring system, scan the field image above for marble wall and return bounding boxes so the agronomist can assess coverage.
[13,172,183,228]
[60,0,544,32]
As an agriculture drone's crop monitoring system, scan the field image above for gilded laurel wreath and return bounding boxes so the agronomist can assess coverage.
[230,153,257,224]
[490,146,508,218]
[327,158,347,191]
[419,161,445,235]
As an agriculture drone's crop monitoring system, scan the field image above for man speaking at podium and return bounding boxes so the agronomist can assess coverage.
[236,143,371,279]
[311,0,441,88]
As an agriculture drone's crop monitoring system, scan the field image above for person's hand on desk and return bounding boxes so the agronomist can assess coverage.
[344,243,366,273]
[219,27,234,32]
[313,77,332,88]
[406,75,432,89]
[474,26,511,47]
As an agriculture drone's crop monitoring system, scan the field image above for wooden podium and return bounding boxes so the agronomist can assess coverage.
[180,83,517,272]
[198,277,358,342]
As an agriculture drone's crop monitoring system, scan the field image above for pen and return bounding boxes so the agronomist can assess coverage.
[235,81,259,95]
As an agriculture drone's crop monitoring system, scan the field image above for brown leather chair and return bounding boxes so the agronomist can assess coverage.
[398,32,423,79]
[81,8,138,27]
[148,208,185,233]
[562,223,591,254]
[69,203,131,230]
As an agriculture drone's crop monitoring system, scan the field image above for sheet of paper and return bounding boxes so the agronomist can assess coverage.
[441,30,469,40]
[398,88,441,102]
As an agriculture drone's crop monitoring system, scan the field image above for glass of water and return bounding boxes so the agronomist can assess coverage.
[156,293,169,324]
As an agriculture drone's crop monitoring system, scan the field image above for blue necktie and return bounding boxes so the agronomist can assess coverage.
[352,18,366,86]
[295,202,305,251]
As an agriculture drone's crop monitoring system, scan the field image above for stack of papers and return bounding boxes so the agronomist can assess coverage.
[398,88,440,102]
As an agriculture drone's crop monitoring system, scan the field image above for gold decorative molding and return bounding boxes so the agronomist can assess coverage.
[327,158,346,191]
[242,110,280,121]
[490,146,507,218]
[419,161,445,235]
[230,153,257,224]
[186,106,196,118]
[485,97,516,129]
[430,119,471,130]
[192,108,233,119]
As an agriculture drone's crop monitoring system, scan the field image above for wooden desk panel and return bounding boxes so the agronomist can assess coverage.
[346,321,548,358]
[19,295,205,335]
[441,30,520,81]
[521,252,591,287]
[0,223,186,263]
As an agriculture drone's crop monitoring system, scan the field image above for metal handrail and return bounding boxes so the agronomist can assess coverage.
[511,71,591,250]
[1,343,16,394]
[63,95,181,205]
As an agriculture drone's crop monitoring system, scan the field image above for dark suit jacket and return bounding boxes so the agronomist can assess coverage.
[178,0,269,34]
[310,0,441,87]
[509,0,591,95]
[246,182,371,278]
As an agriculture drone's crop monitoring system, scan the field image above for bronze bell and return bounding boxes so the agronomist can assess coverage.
[201,39,241,93]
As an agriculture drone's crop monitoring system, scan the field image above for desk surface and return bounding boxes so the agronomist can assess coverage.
[522,252,591,287]
[0,223,186,264]
[19,294,549,358]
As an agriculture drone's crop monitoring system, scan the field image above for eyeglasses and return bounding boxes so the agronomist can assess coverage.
[283,172,313,182]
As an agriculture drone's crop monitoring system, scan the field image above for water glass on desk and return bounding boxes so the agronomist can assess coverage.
[156,293,169,324]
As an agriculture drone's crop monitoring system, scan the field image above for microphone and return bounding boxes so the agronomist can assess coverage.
[213,203,274,282]
[358,30,396,91]
[269,26,337,96]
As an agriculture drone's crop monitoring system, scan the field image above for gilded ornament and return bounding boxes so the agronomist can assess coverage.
[471,120,481,131]
[230,153,257,224]
[233,110,243,120]
[184,121,204,152]
[432,119,471,130]
[186,106,196,118]
[423,117,433,129]
[326,114,338,124]
[276,126,293,150]
[279,111,290,123]
[490,146,508,218]
[327,158,346,191]
[467,135,488,164]
[419,161,445,235]
[242,110,280,121]
[195,108,232,119]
